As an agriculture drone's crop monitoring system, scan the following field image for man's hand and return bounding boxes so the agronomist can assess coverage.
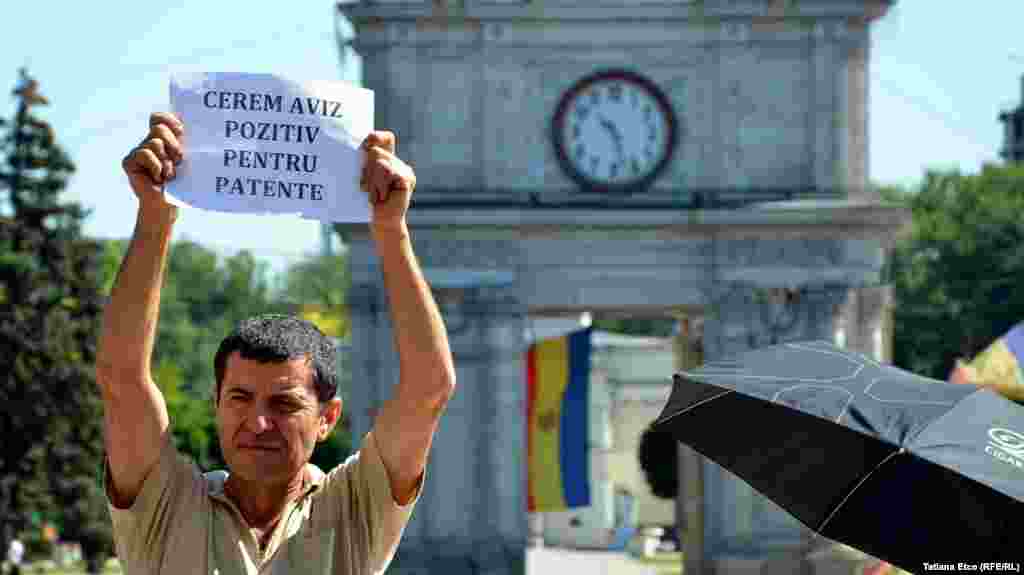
[122,112,184,219]
[360,131,415,233]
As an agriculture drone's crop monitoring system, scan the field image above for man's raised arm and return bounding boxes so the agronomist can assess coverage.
[359,131,457,506]
[96,113,183,508]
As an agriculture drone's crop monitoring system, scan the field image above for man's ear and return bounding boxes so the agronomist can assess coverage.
[319,398,343,441]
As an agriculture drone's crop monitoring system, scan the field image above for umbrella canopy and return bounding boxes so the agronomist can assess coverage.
[654,340,1024,572]
[949,322,1024,402]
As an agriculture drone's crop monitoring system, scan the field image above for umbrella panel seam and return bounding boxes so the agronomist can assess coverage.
[655,388,735,426]
[903,387,989,449]
[814,447,903,535]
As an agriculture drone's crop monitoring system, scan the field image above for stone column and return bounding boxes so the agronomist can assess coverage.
[343,238,396,443]
[838,20,871,200]
[671,316,706,575]
[344,282,385,442]
[699,281,849,570]
[852,285,893,362]
[811,19,838,192]
[373,280,527,575]
[343,228,529,575]
[469,283,528,575]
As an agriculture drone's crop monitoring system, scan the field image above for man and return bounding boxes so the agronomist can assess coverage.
[97,112,456,574]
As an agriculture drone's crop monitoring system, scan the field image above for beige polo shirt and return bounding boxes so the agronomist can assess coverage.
[105,431,420,575]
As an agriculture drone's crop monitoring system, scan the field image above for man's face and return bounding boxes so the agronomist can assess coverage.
[216,352,337,484]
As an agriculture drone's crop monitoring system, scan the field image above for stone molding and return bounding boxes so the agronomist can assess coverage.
[341,0,889,25]
[702,280,849,356]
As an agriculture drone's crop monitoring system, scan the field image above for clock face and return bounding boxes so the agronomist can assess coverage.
[552,70,677,192]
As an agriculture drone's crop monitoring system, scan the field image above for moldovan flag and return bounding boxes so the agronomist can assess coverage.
[526,327,592,512]
[949,322,1024,402]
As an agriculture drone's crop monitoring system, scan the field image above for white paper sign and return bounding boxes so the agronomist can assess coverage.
[166,72,374,223]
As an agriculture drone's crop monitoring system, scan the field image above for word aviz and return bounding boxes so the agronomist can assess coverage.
[215,176,325,201]
[923,562,1021,573]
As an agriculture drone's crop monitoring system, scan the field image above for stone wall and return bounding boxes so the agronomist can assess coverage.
[346,1,876,199]
[338,1,899,573]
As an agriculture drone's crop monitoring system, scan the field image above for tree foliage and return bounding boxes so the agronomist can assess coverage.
[0,69,111,570]
[277,252,353,468]
[97,243,353,473]
[592,316,676,338]
[889,165,1024,380]
[277,253,350,340]
[637,424,678,500]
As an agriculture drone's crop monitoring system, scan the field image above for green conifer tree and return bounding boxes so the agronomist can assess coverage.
[0,69,112,572]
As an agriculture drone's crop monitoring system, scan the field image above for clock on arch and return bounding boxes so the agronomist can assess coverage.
[551,69,678,193]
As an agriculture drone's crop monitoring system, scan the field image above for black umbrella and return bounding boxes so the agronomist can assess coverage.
[654,340,1024,573]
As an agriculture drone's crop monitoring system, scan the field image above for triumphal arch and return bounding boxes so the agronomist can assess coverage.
[334,1,905,573]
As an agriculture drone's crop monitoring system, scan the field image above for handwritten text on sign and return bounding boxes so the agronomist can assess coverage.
[166,72,374,223]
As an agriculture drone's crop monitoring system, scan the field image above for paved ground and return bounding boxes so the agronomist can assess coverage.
[22,548,665,575]
[527,547,659,575]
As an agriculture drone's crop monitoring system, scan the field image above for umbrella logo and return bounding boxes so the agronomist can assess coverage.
[986,427,1024,469]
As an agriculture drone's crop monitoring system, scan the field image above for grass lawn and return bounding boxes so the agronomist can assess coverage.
[12,558,122,575]
[26,552,691,575]
[638,551,684,575]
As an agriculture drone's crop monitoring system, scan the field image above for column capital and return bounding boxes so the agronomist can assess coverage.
[703,281,850,358]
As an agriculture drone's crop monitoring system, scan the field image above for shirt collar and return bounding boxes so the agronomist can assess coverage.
[205,463,326,501]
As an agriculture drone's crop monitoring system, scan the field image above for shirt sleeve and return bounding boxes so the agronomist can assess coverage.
[322,430,423,575]
[103,432,206,570]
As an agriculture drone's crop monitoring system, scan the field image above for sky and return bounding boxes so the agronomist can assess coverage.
[0,1,1019,276]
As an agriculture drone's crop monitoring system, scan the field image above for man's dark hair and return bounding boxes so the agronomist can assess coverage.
[214,314,338,403]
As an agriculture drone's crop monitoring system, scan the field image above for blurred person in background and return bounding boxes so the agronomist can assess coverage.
[6,535,23,575]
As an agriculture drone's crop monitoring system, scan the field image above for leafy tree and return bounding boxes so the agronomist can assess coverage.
[637,424,678,500]
[96,243,353,472]
[0,69,111,571]
[592,316,676,338]
[163,240,276,399]
[889,166,1024,380]
[277,252,352,467]
[97,240,272,471]
[876,183,912,206]
[276,253,350,339]
[309,425,352,473]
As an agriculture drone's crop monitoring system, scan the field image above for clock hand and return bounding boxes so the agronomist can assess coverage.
[598,116,625,161]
